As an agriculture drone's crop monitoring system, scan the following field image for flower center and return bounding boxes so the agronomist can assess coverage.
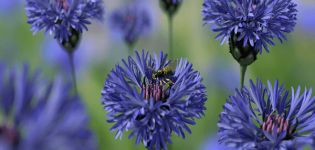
[124,15,135,22]
[142,81,166,102]
[57,0,69,11]
[0,125,20,146]
[262,113,297,140]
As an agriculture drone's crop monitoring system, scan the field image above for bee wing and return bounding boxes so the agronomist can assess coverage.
[159,53,168,69]
[168,59,178,70]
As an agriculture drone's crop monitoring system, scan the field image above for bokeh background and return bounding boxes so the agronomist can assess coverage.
[0,0,315,149]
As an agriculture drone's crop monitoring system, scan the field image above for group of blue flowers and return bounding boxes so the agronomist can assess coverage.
[0,63,96,149]
[1,0,311,149]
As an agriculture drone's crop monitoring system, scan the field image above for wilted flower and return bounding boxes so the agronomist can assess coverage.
[109,5,151,46]
[0,63,96,149]
[25,0,104,43]
[100,50,207,150]
[202,0,298,54]
[218,78,315,149]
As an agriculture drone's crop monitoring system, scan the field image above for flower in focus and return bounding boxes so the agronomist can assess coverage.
[218,78,315,149]
[202,0,298,54]
[109,5,151,47]
[100,50,207,150]
[25,0,104,43]
[0,62,96,149]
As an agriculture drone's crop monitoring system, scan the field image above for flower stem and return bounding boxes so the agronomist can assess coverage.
[128,43,134,56]
[68,52,78,95]
[239,65,247,91]
[168,15,173,60]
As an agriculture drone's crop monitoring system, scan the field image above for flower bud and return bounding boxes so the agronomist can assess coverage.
[159,0,182,17]
[55,20,81,53]
[229,32,259,67]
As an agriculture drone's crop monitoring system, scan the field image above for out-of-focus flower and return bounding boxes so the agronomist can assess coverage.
[109,5,151,46]
[202,0,298,54]
[170,0,181,5]
[100,50,207,150]
[25,0,104,43]
[296,0,315,36]
[200,134,233,150]
[208,55,240,93]
[41,36,97,80]
[218,78,315,149]
[0,62,96,150]
[0,1,23,16]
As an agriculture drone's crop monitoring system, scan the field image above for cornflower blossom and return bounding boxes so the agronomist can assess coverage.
[0,63,96,149]
[25,0,104,43]
[202,0,298,54]
[100,50,207,150]
[109,5,151,46]
[218,78,315,149]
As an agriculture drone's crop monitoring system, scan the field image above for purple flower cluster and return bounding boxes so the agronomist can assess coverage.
[109,5,151,45]
[218,78,315,149]
[202,0,298,54]
[0,63,96,149]
[25,0,104,43]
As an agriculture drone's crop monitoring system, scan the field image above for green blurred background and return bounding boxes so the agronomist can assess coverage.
[0,0,315,149]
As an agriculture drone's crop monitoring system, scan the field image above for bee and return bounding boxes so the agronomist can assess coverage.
[146,54,177,86]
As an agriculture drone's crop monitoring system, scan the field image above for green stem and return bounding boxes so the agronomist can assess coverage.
[239,65,247,91]
[168,15,173,60]
[128,44,134,56]
[68,52,78,95]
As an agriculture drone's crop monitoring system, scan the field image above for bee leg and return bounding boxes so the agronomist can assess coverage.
[165,78,175,84]
[163,80,170,87]
[146,65,154,71]
[160,80,163,85]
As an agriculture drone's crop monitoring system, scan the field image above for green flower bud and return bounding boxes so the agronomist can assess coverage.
[55,19,81,53]
[159,0,182,18]
[229,32,259,67]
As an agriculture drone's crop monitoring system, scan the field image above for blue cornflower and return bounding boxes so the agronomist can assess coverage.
[202,0,298,54]
[0,63,96,149]
[109,5,151,46]
[218,78,315,149]
[25,0,104,43]
[100,50,207,150]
